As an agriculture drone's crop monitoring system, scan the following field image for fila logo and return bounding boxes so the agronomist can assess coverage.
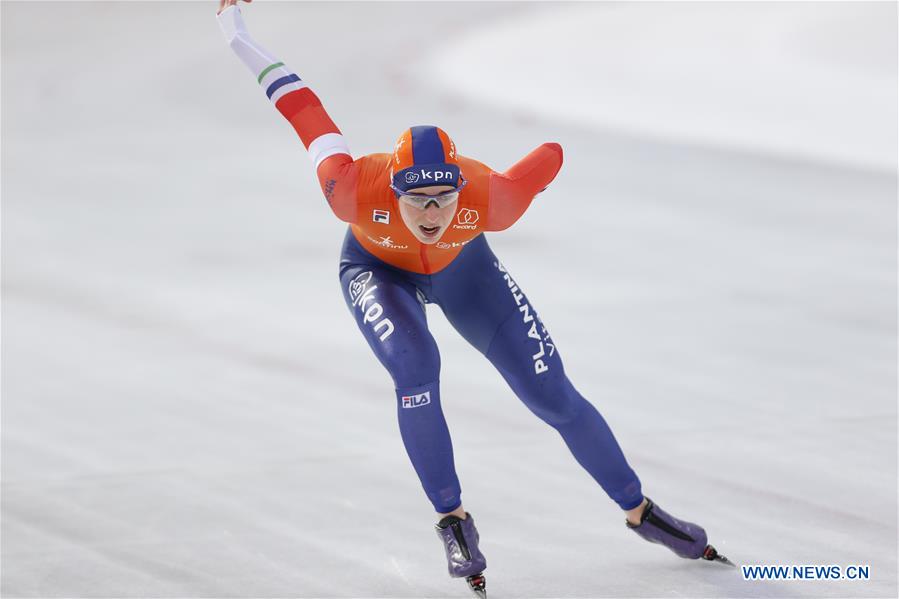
[453,208,479,230]
[373,209,390,224]
[401,391,431,409]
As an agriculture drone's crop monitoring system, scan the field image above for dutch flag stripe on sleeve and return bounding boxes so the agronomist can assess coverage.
[218,5,351,165]
[257,61,284,84]
[263,72,306,102]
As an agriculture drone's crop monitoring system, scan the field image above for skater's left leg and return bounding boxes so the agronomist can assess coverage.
[433,236,730,564]
[431,235,644,512]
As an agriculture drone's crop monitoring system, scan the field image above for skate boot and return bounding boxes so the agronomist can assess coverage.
[435,512,487,598]
[627,498,733,566]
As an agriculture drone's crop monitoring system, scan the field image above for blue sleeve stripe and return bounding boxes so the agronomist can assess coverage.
[266,74,302,99]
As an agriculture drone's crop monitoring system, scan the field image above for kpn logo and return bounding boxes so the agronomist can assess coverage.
[401,391,431,409]
[406,169,455,184]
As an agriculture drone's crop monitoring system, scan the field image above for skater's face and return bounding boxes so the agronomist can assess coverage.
[397,185,459,244]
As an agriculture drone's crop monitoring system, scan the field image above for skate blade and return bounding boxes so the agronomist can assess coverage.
[702,544,736,568]
[466,573,486,598]
[713,554,736,567]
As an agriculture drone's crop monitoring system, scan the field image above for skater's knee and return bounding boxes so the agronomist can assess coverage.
[528,392,586,427]
[514,377,586,427]
[387,340,441,388]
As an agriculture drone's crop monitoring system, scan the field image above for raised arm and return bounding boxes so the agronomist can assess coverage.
[485,143,564,231]
[217,2,357,222]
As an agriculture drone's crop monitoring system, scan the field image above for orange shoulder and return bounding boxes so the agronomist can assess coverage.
[456,155,494,183]
[355,153,393,202]
[456,155,493,209]
[316,153,392,223]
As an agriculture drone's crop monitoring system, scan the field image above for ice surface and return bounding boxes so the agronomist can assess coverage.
[2,2,896,598]
[427,2,898,171]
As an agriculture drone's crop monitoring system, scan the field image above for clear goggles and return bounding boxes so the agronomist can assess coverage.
[391,177,467,209]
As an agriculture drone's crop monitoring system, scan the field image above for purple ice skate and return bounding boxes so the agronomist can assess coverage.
[436,513,487,597]
[627,498,733,565]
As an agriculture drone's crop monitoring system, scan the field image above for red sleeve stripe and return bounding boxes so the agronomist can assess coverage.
[275,88,342,149]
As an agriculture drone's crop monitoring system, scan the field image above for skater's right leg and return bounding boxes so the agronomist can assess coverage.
[339,233,488,590]
[339,235,463,515]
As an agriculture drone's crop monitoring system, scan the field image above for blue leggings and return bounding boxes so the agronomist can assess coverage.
[339,230,643,513]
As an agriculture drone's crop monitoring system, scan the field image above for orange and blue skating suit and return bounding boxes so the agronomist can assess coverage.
[220,5,644,516]
[318,147,562,274]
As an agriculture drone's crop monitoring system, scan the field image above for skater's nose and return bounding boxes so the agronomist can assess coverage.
[423,204,442,222]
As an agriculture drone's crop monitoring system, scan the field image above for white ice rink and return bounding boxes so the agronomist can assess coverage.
[2,2,897,598]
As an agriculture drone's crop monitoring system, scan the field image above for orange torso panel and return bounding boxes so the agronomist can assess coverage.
[348,153,492,274]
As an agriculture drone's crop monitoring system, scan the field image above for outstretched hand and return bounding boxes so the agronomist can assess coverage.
[217,0,251,15]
